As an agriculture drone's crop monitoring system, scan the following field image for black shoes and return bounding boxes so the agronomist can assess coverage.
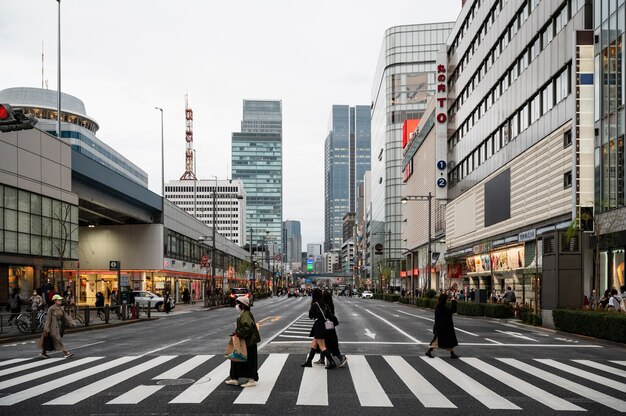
[325,360,336,370]
[425,348,434,358]
[300,360,312,367]
[450,352,460,359]
[314,358,325,366]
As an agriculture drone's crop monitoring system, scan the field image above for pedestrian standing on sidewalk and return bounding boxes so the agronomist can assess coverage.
[315,290,347,367]
[37,294,75,359]
[425,293,460,359]
[7,288,22,325]
[225,296,260,387]
[28,290,43,312]
[301,288,337,369]
[164,291,171,314]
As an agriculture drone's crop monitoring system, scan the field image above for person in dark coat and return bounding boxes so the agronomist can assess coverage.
[300,288,337,369]
[315,290,347,367]
[224,296,260,387]
[425,293,459,359]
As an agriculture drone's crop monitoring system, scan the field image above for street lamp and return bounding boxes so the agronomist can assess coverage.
[154,107,164,219]
[211,175,218,294]
[56,0,61,139]
[401,193,433,291]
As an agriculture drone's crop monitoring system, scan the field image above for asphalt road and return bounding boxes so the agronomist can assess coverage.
[0,295,624,415]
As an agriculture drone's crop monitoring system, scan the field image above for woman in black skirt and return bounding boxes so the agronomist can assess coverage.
[224,296,261,387]
[425,293,460,359]
[315,290,347,367]
[301,288,337,369]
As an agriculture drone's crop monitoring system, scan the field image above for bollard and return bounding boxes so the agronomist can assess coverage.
[85,306,90,326]
[104,305,110,324]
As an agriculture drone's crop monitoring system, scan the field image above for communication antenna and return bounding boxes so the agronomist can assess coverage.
[41,42,45,89]
[179,94,197,180]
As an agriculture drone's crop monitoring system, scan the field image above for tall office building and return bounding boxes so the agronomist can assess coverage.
[282,220,302,263]
[370,23,453,266]
[232,100,283,250]
[324,105,371,252]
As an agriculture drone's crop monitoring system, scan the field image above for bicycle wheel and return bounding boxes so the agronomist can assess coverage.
[15,314,32,334]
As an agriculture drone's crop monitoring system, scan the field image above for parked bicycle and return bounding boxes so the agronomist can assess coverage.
[15,309,46,334]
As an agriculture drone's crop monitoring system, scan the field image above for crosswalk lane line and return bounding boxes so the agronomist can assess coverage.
[44,355,177,405]
[575,360,626,379]
[169,360,230,403]
[347,355,392,407]
[296,365,328,406]
[422,357,520,410]
[462,357,584,411]
[153,355,213,379]
[383,356,455,408]
[0,358,64,377]
[0,355,137,406]
[611,361,626,368]
[536,359,626,392]
[498,358,626,412]
[0,358,30,368]
[0,357,103,391]
[107,385,165,404]
[234,353,288,404]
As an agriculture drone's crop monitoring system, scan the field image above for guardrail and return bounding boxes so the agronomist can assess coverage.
[204,296,231,308]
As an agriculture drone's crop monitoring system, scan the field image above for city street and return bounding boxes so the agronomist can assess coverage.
[0,296,623,415]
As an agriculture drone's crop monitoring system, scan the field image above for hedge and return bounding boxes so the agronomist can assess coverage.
[519,308,542,326]
[553,309,626,344]
[383,294,401,302]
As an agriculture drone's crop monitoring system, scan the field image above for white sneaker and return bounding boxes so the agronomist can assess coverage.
[339,355,348,367]
[224,379,239,386]
[240,379,256,388]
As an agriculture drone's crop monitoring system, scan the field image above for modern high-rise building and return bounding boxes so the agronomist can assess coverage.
[164,179,247,245]
[324,105,371,252]
[232,100,283,250]
[370,24,453,267]
[282,220,302,264]
[0,87,148,187]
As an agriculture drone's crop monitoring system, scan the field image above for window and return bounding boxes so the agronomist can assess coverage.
[564,130,572,147]
[564,171,573,188]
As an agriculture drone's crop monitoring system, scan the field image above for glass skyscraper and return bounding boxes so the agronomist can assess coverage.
[324,105,371,252]
[282,220,302,264]
[232,100,283,250]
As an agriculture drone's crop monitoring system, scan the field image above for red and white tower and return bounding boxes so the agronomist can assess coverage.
[180,95,197,180]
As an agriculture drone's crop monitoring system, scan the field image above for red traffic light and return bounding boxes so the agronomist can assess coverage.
[0,104,11,120]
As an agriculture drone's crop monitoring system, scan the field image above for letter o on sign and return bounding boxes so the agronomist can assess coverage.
[437,113,447,123]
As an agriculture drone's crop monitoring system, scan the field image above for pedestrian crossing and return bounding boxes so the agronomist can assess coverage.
[1,353,625,412]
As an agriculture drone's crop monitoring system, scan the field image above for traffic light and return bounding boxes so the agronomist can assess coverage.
[0,104,38,133]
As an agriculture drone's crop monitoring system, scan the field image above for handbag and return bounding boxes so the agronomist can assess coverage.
[224,335,248,362]
[317,303,335,330]
[43,334,54,352]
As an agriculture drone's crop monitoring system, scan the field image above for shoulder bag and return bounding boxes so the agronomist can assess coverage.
[317,303,335,330]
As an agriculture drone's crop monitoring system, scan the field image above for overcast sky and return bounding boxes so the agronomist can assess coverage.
[1,0,461,249]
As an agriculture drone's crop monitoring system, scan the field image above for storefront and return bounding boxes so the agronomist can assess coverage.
[599,246,626,294]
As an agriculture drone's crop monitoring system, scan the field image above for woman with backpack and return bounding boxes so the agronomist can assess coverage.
[301,288,337,369]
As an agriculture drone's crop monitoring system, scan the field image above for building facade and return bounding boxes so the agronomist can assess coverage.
[165,179,247,246]
[282,220,302,264]
[324,105,371,252]
[370,23,454,276]
[442,0,591,323]
[0,87,148,187]
[232,100,283,251]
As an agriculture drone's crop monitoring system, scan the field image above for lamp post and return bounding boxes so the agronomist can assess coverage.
[249,227,255,293]
[211,175,217,294]
[56,0,61,139]
[154,107,164,220]
[401,193,433,291]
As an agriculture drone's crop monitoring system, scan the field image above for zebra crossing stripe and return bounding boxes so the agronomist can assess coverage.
[383,356,455,408]
[498,358,626,412]
[422,357,520,410]
[169,360,230,403]
[153,355,213,379]
[297,365,328,406]
[574,360,626,379]
[44,355,177,405]
[611,361,626,368]
[0,355,138,406]
[0,358,64,377]
[234,353,289,404]
[106,385,165,405]
[462,357,584,411]
[348,355,392,407]
[536,359,626,393]
[0,357,103,391]
[0,358,30,368]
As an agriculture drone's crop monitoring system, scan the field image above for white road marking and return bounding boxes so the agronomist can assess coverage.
[363,308,421,344]
[484,338,503,345]
[278,334,313,339]
[259,314,306,350]
[297,365,328,406]
[234,354,288,404]
[0,358,64,377]
[364,328,376,339]
[0,357,102,391]
[384,356,455,408]
[422,357,520,409]
[0,358,30,368]
[495,330,539,342]
[498,358,626,412]
[463,357,584,411]
[107,385,165,404]
[153,355,213,379]
[142,339,190,355]
[574,360,626,379]
[69,341,105,350]
[170,360,230,403]
[536,359,626,392]
[348,355,392,407]
[396,310,478,336]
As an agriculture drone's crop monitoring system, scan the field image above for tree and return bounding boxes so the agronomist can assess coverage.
[45,202,79,292]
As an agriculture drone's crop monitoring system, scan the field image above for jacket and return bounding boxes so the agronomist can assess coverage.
[36,304,74,351]
[235,309,261,346]
[433,299,458,348]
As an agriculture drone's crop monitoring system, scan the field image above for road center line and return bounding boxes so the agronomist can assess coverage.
[70,341,105,350]
[363,308,421,344]
[142,339,190,356]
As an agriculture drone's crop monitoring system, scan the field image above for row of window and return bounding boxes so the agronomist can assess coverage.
[0,231,77,259]
[28,107,98,134]
[165,186,241,193]
[448,65,571,187]
[449,1,573,144]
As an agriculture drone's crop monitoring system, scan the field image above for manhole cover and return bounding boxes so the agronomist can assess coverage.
[156,378,195,385]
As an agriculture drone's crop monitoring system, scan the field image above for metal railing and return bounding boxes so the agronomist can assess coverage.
[204,295,231,308]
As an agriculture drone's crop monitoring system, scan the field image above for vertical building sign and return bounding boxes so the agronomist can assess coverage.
[435,49,448,200]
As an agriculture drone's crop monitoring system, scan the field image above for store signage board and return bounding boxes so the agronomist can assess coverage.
[518,229,536,242]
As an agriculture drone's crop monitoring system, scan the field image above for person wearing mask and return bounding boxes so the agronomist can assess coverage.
[425,293,460,359]
[224,296,260,387]
[28,290,43,312]
[301,288,337,369]
[315,290,347,367]
[37,294,75,358]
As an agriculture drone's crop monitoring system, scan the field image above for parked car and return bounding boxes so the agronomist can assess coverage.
[361,290,373,299]
[132,291,173,312]
[229,287,254,307]
[287,288,297,298]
